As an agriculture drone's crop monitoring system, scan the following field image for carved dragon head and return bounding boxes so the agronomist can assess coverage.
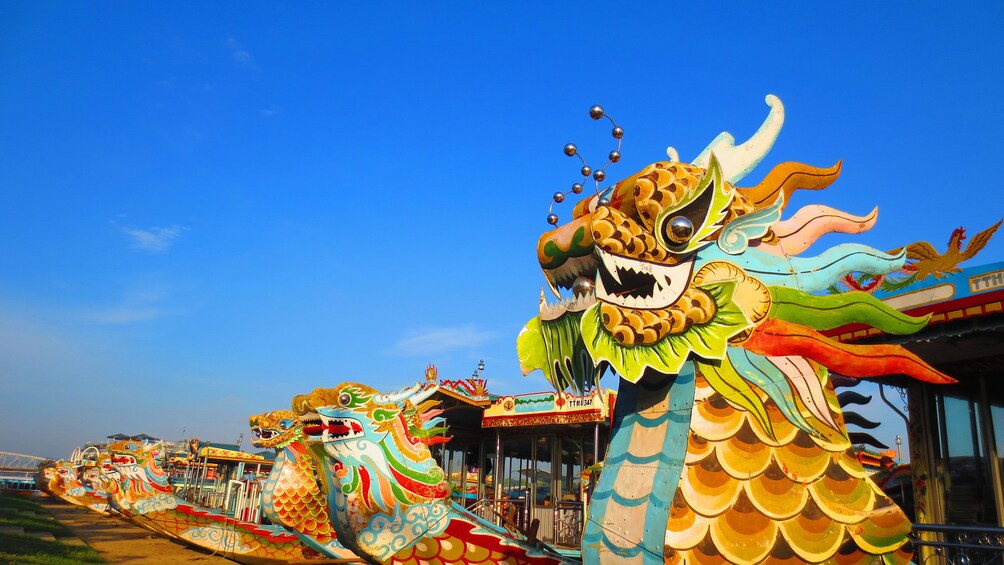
[292,382,450,508]
[291,381,453,560]
[38,465,62,495]
[249,410,303,450]
[520,96,953,434]
[53,460,81,491]
[106,440,170,504]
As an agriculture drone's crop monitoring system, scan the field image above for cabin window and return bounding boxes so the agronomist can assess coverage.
[559,438,589,501]
[533,436,553,508]
[933,390,997,524]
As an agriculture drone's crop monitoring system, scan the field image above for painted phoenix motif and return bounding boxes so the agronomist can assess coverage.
[519,96,952,564]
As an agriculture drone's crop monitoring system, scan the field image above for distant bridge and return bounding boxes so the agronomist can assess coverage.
[0,452,46,490]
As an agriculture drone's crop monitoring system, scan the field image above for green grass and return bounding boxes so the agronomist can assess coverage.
[0,493,73,537]
[0,492,105,564]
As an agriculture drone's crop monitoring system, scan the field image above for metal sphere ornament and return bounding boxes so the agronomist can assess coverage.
[589,105,605,120]
[547,213,559,225]
[580,165,592,177]
[612,126,624,139]
[597,197,610,207]
[571,276,595,297]
[667,216,695,244]
[571,182,583,194]
[593,170,606,182]
[564,143,578,157]
[553,192,565,203]
[609,150,621,163]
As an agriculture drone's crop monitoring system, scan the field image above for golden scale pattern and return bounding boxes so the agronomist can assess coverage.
[393,536,539,565]
[270,446,336,542]
[663,372,912,564]
[253,411,338,544]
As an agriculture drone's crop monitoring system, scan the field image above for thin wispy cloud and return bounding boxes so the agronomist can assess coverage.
[391,325,493,356]
[225,37,257,70]
[77,285,173,325]
[121,225,186,252]
[86,307,163,324]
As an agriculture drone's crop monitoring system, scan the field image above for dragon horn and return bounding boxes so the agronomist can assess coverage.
[690,94,785,184]
[410,384,439,406]
[374,382,423,404]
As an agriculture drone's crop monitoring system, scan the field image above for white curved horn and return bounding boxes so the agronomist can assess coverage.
[374,383,422,404]
[690,94,785,184]
[410,384,439,406]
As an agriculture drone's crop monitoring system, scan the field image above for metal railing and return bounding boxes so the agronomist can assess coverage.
[467,497,584,548]
[552,501,584,547]
[913,524,1004,564]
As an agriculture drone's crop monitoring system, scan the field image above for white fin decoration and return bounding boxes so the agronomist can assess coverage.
[665,146,680,162]
[775,205,879,255]
[717,193,784,255]
[688,94,785,184]
[767,355,840,432]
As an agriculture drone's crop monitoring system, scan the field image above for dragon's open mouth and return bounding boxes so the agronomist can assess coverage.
[251,426,276,441]
[299,412,364,443]
[595,247,694,309]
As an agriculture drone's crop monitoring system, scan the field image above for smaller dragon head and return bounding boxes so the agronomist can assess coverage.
[54,460,82,490]
[107,440,156,469]
[249,410,303,450]
[106,440,170,503]
[38,465,62,495]
[292,381,450,512]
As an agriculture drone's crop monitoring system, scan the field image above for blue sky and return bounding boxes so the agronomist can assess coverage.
[1,3,1002,458]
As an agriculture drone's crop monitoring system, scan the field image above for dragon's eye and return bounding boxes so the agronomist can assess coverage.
[338,392,352,407]
[655,172,715,252]
[665,217,694,244]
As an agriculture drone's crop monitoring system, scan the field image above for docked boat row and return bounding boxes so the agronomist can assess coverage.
[38,368,606,564]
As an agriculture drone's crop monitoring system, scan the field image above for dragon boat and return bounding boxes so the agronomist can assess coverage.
[104,439,320,564]
[38,97,1001,564]
[37,459,116,516]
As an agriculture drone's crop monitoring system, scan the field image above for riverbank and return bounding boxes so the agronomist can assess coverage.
[36,495,234,564]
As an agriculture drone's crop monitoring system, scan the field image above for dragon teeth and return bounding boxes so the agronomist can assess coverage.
[544,255,599,296]
[594,247,694,310]
[538,292,596,321]
[599,251,622,285]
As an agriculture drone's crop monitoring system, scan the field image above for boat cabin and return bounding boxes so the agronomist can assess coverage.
[828,260,1004,559]
[430,376,614,549]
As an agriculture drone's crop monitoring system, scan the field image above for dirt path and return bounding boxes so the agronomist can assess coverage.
[39,497,235,564]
